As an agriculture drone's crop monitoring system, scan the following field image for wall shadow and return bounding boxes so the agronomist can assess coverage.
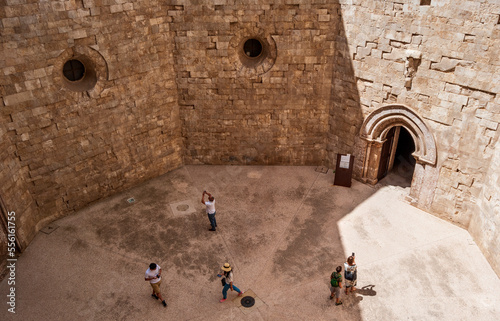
[327,3,365,177]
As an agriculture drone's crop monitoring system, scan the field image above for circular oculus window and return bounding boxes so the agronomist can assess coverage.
[60,56,98,92]
[229,32,277,77]
[243,39,263,58]
[63,59,85,82]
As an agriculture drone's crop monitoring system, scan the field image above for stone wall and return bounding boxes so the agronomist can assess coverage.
[327,11,363,174]
[0,0,183,261]
[336,0,500,225]
[0,113,39,277]
[336,0,500,274]
[176,2,340,165]
[470,136,500,275]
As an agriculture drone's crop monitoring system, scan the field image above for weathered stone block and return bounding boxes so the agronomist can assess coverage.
[4,91,34,106]
[68,29,87,39]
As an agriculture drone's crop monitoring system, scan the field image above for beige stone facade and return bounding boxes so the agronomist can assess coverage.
[1,0,499,276]
[0,0,184,275]
[334,0,500,275]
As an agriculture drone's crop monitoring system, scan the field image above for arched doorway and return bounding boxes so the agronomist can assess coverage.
[359,104,438,209]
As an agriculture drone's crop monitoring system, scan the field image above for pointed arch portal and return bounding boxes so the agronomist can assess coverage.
[359,104,439,209]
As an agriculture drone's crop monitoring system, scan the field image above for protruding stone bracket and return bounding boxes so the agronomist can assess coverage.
[360,104,437,166]
[404,50,422,89]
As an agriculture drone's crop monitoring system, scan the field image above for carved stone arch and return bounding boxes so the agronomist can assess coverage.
[360,104,437,166]
[359,104,439,210]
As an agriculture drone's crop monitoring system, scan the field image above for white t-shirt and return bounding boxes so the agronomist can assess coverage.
[205,200,216,214]
[224,271,234,284]
[145,265,161,284]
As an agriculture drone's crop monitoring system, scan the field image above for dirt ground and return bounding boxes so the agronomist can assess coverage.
[1,165,499,320]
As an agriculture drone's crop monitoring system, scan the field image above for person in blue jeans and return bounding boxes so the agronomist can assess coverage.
[217,263,243,302]
[202,190,217,231]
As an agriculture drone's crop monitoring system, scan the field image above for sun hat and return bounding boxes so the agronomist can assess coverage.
[221,263,232,272]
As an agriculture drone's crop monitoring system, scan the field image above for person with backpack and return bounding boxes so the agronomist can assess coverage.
[330,266,343,305]
[344,254,357,295]
[217,262,244,302]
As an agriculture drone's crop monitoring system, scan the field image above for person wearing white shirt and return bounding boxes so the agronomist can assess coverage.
[344,255,357,295]
[144,263,167,307]
[201,190,217,231]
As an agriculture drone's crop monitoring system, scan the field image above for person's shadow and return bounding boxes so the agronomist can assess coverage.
[343,285,376,307]
[356,285,376,296]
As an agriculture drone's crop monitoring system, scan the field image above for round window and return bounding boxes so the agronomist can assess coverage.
[243,39,263,58]
[230,33,277,76]
[63,59,85,82]
[56,47,106,94]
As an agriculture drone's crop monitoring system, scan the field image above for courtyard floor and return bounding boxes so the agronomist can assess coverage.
[1,165,499,321]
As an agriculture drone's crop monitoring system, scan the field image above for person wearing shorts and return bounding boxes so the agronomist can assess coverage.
[344,255,357,294]
[330,266,343,305]
[145,263,167,307]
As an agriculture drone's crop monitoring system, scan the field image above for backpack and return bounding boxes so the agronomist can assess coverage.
[330,272,342,287]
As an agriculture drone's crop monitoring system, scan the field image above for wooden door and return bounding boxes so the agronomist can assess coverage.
[377,127,395,180]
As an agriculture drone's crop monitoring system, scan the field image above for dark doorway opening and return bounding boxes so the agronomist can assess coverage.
[377,126,416,187]
[391,127,416,186]
[392,127,416,181]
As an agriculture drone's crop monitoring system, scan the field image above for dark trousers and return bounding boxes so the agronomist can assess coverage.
[208,212,217,229]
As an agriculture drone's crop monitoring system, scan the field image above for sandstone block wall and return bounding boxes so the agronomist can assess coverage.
[470,141,500,274]
[0,0,183,265]
[176,2,340,165]
[0,115,39,278]
[335,0,500,272]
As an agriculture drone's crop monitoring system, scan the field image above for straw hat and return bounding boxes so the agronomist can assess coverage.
[221,263,232,272]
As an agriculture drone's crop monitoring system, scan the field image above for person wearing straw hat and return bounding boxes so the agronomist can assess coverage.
[217,263,244,302]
